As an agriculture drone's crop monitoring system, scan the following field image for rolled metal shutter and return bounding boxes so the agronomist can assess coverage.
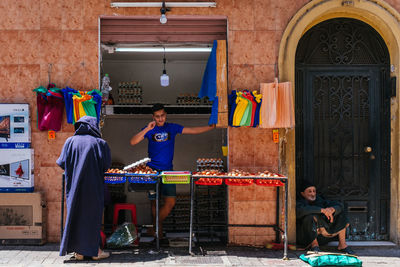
[100,15,227,44]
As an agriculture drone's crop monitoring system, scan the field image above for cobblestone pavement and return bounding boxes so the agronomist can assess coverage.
[0,243,399,266]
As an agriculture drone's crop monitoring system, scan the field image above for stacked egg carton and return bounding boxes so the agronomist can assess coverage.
[196,158,224,172]
[118,81,143,105]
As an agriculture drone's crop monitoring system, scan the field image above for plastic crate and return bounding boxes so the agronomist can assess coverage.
[127,173,158,184]
[195,178,223,186]
[161,171,191,184]
[255,179,285,187]
[104,173,126,184]
[224,178,254,186]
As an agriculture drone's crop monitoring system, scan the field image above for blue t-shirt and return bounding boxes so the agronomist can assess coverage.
[144,122,184,170]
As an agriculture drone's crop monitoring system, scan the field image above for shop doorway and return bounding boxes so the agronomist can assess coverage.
[295,18,391,240]
[99,16,228,244]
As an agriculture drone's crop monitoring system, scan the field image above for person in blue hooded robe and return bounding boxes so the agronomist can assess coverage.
[56,116,111,260]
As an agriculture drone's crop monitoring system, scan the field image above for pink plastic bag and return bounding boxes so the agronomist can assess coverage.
[39,91,64,131]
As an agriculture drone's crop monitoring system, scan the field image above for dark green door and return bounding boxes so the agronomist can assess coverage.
[295,18,390,240]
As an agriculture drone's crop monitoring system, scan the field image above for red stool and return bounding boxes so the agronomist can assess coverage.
[112,203,138,231]
[112,203,139,245]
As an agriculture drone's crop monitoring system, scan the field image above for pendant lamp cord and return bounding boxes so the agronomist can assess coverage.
[163,47,167,74]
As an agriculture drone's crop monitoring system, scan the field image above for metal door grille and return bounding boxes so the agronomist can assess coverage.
[295,18,390,240]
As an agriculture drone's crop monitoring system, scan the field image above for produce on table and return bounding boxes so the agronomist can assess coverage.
[126,164,157,174]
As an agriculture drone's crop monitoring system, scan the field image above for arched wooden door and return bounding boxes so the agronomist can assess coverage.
[295,18,391,240]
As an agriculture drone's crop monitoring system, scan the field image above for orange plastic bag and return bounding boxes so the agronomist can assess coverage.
[260,79,278,128]
[275,82,295,128]
[260,79,294,128]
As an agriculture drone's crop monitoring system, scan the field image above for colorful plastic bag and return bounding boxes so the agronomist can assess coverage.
[106,222,138,249]
[300,253,362,266]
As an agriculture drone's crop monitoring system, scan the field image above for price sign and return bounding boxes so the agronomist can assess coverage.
[48,130,55,140]
[273,129,279,143]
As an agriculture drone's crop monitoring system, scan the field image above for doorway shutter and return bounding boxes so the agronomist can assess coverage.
[100,15,227,43]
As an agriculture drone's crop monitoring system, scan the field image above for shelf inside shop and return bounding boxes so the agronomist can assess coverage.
[104,104,212,115]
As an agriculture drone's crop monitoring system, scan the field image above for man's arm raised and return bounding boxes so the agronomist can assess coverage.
[182,124,215,135]
[130,121,156,146]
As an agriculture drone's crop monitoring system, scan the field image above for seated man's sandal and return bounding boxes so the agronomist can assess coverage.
[338,246,355,255]
[309,246,321,252]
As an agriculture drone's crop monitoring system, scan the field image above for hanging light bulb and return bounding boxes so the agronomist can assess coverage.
[160,14,167,24]
[160,48,169,87]
[160,1,169,24]
[160,70,169,87]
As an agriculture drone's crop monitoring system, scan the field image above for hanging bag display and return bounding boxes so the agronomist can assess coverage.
[260,79,295,128]
[275,82,295,128]
[40,89,64,131]
[260,79,278,128]
[33,86,48,131]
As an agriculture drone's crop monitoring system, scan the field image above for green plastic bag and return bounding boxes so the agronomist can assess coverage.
[106,222,138,248]
[300,253,362,266]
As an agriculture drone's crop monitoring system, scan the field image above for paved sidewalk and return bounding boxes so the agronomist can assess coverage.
[0,243,399,266]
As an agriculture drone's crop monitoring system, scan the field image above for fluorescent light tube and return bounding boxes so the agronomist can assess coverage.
[111,2,216,8]
[115,47,212,52]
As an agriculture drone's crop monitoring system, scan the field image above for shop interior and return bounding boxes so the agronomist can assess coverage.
[100,43,228,244]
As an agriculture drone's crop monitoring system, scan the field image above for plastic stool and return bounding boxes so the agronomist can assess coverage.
[113,203,138,231]
[112,203,139,245]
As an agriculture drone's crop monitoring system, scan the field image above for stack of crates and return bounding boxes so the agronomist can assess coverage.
[162,195,191,232]
[193,185,227,244]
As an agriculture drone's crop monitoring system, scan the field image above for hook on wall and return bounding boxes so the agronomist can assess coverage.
[48,63,53,85]
[65,61,95,89]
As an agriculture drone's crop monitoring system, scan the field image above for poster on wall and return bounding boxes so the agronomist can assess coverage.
[0,149,34,192]
[0,104,30,149]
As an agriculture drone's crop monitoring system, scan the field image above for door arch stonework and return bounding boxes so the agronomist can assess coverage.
[278,0,400,244]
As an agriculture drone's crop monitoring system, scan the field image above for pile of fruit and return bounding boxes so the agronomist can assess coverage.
[255,170,285,186]
[256,170,282,178]
[192,170,224,176]
[126,164,157,183]
[126,164,157,174]
[225,169,254,185]
[192,168,286,187]
[193,170,223,185]
[106,168,126,174]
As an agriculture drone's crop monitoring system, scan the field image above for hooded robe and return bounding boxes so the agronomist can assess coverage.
[56,116,111,256]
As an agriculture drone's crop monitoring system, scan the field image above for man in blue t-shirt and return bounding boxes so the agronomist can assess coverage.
[130,103,215,238]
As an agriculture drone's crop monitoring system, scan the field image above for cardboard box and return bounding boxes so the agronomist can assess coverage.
[0,192,46,244]
[0,149,34,192]
[0,104,30,149]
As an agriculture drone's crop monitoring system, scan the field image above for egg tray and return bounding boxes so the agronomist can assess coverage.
[194,178,223,186]
[255,179,284,186]
[224,178,254,186]
[126,173,158,184]
[192,174,287,187]
[255,173,286,187]
[104,173,126,184]
[161,171,191,184]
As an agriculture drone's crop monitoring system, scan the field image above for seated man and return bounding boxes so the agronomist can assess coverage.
[296,180,355,254]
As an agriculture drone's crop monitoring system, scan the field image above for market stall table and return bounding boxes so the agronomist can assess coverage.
[60,172,162,250]
[189,174,289,260]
